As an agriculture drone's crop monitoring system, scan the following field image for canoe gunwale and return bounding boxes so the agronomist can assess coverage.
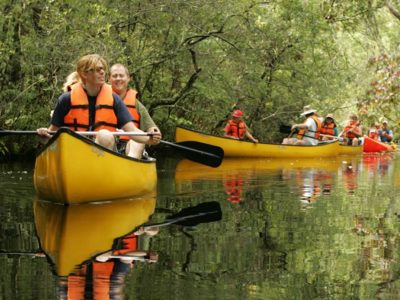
[36,127,155,164]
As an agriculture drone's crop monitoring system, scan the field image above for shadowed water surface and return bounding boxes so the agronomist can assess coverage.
[1,154,400,299]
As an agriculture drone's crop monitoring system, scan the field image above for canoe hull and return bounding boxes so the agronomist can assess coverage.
[34,129,157,204]
[175,127,339,158]
[363,136,396,153]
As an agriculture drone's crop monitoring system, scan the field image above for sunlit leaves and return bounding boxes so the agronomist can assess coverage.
[359,53,400,124]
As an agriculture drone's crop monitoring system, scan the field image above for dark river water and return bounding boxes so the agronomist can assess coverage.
[1,153,400,299]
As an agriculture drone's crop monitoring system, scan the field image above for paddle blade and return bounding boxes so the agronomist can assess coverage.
[167,201,222,226]
[146,201,222,228]
[279,124,293,134]
[175,141,224,168]
[161,140,224,168]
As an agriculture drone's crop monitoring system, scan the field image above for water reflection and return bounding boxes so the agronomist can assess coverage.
[363,153,395,177]
[33,196,156,277]
[175,157,361,204]
[58,226,159,299]
[353,214,396,282]
[223,174,244,203]
[33,196,222,299]
[2,154,400,299]
[340,159,359,194]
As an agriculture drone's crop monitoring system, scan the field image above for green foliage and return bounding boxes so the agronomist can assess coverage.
[359,53,400,129]
[1,0,400,157]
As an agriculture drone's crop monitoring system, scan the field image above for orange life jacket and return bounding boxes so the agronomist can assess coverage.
[64,83,117,131]
[226,120,246,139]
[320,122,335,136]
[124,89,140,127]
[343,120,361,139]
[66,265,87,300]
[297,116,322,140]
[118,89,141,141]
[92,261,115,300]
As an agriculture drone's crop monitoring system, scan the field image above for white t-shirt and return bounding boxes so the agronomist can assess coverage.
[302,117,319,145]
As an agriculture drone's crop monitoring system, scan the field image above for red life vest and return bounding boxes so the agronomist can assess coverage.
[64,83,117,132]
[343,120,361,139]
[225,120,246,139]
[297,116,322,140]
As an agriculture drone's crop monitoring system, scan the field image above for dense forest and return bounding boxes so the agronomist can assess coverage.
[1,0,400,157]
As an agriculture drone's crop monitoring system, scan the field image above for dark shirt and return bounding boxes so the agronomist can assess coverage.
[378,129,393,143]
[51,91,134,130]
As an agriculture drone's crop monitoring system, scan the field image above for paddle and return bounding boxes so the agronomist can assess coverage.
[0,128,224,168]
[0,249,156,263]
[0,129,151,137]
[143,200,222,228]
[96,201,222,263]
[0,250,46,257]
[95,253,157,263]
[160,140,223,168]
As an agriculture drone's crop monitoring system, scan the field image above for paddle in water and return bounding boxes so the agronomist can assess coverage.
[96,201,222,262]
[143,200,222,228]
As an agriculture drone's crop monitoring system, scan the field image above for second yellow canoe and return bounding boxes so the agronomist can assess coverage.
[175,127,342,158]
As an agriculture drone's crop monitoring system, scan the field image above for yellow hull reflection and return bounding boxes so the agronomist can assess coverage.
[175,157,357,182]
[338,144,363,155]
[33,196,156,276]
[34,129,157,204]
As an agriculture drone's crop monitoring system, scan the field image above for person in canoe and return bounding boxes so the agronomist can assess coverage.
[62,71,80,92]
[37,54,161,151]
[320,113,338,141]
[282,106,322,145]
[223,109,259,143]
[340,114,362,146]
[109,63,162,158]
[378,120,394,143]
[367,122,381,141]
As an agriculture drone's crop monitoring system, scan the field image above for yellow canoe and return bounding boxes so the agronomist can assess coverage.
[175,127,339,158]
[34,128,157,204]
[33,196,156,276]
